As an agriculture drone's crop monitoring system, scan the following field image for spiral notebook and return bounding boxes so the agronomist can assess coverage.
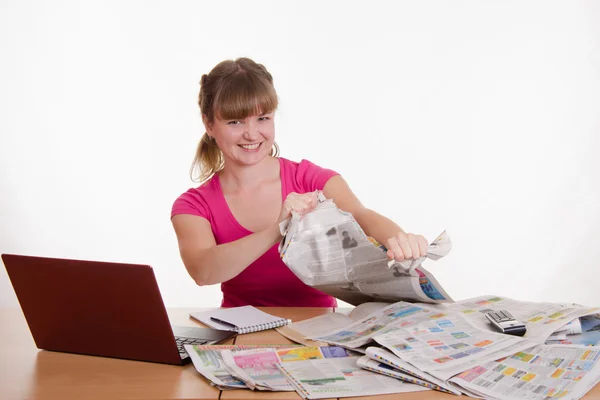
[189,306,292,334]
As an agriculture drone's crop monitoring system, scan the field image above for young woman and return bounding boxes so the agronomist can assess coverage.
[171,57,429,307]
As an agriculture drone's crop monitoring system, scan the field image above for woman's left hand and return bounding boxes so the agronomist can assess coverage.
[386,232,429,262]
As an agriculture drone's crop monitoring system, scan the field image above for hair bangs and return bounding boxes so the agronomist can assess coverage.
[214,72,278,120]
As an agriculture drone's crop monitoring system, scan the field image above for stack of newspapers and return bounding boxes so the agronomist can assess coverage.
[298,297,600,399]
[185,295,600,399]
[184,343,431,397]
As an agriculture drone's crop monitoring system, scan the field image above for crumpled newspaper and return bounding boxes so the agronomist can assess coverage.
[277,192,453,305]
[279,191,451,274]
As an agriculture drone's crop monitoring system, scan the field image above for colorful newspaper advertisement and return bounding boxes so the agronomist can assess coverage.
[220,347,296,391]
[371,311,534,381]
[185,344,248,389]
[184,344,298,390]
[275,346,428,399]
[278,194,453,305]
[449,344,600,400]
[310,301,533,381]
[435,295,600,343]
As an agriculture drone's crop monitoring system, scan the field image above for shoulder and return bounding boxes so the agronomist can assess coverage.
[279,157,331,175]
[171,176,219,219]
[279,157,339,192]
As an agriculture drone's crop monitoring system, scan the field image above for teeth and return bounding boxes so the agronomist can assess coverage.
[240,143,260,150]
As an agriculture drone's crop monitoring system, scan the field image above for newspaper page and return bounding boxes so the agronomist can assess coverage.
[276,313,353,346]
[275,346,428,399]
[371,311,533,381]
[278,195,453,305]
[276,303,392,346]
[555,319,583,335]
[546,319,584,341]
[184,344,299,390]
[309,301,438,348]
[546,315,600,346]
[364,346,463,395]
[356,356,455,394]
[345,302,392,320]
[310,301,537,381]
[449,344,600,400]
[220,347,296,391]
[430,295,600,343]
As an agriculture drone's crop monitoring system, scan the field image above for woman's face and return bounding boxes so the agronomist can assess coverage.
[206,111,275,167]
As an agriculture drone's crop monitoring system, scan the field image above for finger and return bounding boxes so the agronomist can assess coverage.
[387,249,394,260]
[283,192,298,207]
[290,197,314,215]
[284,200,302,215]
[283,199,294,213]
[300,193,319,212]
[291,201,307,215]
[305,193,318,209]
[418,235,429,257]
[280,192,305,221]
[396,233,413,260]
[407,234,421,260]
[386,237,405,262]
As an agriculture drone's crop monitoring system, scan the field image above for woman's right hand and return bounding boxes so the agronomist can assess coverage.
[277,191,319,223]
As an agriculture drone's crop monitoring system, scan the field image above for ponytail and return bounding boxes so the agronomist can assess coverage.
[189,132,224,182]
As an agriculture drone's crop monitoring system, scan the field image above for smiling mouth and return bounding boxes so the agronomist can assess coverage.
[238,143,261,150]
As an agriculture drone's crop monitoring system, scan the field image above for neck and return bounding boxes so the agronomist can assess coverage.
[219,156,279,192]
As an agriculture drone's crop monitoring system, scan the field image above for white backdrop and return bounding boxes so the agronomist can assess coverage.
[1,1,599,309]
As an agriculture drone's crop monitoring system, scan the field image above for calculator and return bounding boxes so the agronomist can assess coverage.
[484,309,527,336]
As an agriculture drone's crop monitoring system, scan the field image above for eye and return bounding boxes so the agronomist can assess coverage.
[227,120,241,125]
[258,116,270,121]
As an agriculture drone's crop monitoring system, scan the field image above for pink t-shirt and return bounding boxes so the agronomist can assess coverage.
[171,157,339,307]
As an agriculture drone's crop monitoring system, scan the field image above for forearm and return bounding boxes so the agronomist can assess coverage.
[184,224,282,286]
[354,208,405,248]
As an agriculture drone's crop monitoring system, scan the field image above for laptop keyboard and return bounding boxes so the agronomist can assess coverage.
[175,336,208,359]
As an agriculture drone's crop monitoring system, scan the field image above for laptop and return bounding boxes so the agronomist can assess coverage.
[1,253,236,365]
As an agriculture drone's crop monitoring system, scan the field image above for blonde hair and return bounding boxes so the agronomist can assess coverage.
[191,57,280,182]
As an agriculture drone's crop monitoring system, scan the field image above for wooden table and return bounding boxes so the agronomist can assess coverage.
[2,307,599,400]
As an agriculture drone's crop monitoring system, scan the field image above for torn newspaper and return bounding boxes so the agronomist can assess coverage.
[278,193,453,305]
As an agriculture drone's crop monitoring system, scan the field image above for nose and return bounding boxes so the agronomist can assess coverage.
[243,119,260,140]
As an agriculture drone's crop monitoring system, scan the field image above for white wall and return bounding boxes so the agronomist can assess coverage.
[1,1,599,309]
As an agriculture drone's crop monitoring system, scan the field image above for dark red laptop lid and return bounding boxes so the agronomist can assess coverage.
[2,254,182,365]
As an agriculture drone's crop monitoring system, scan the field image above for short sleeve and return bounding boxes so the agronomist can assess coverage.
[297,159,340,192]
[171,190,210,220]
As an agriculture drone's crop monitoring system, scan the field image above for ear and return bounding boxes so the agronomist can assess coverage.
[201,114,212,132]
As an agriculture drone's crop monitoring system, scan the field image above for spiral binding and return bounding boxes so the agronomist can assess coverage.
[236,318,292,334]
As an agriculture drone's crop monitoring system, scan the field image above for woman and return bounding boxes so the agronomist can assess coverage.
[171,57,428,307]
